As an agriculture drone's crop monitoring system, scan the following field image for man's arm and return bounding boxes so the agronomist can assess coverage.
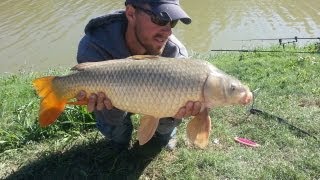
[77,35,113,63]
[163,35,189,59]
[165,35,202,118]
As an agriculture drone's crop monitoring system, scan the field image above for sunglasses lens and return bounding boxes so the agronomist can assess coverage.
[152,16,169,26]
[170,20,178,28]
[152,16,178,28]
[134,6,178,28]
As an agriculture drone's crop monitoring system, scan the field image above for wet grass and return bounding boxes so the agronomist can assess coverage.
[1,45,319,179]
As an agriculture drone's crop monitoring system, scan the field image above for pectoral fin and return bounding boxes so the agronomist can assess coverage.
[137,115,160,145]
[187,108,211,149]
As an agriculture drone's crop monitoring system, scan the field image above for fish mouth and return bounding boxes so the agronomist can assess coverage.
[240,91,253,105]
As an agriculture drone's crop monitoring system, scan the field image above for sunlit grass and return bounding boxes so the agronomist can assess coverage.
[0,44,319,179]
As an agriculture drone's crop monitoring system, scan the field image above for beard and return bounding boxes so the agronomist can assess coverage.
[145,44,165,55]
[135,27,167,55]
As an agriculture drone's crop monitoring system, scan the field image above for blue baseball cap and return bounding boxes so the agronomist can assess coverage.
[125,0,191,24]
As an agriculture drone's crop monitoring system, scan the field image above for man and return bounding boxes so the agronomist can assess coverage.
[76,0,201,152]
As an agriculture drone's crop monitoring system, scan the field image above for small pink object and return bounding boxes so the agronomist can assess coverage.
[234,137,260,147]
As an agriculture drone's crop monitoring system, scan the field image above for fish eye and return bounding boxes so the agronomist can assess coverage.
[231,84,236,91]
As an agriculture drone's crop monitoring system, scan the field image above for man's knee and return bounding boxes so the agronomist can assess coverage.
[156,118,182,135]
[95,110,133,144]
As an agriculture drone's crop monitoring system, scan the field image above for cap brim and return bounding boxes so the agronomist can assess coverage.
[150,3,191,24]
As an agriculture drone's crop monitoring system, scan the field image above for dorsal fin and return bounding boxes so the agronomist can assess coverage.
[71,55,160,71]
[128,55,160,60]
[71,61,112,71]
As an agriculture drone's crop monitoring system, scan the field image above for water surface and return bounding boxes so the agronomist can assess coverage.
[1,0,319,73]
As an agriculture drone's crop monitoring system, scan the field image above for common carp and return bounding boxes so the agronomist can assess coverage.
[33,55,252,148]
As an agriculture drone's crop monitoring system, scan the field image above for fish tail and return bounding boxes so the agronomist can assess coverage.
[33,76,67,127]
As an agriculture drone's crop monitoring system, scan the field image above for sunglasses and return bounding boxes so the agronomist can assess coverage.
[133,5,178,28]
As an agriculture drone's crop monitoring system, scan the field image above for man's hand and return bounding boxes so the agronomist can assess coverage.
[76,91,113,112]
[174,101,202,119]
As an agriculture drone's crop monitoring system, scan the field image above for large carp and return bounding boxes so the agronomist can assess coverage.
[33,55,252,148]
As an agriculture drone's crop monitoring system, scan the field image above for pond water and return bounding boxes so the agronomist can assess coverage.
[1,0,319,73]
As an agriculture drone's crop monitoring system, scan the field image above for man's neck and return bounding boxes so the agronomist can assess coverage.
[125,28,146,55]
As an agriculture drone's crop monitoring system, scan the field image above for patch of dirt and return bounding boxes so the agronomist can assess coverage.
[298,99,320,108]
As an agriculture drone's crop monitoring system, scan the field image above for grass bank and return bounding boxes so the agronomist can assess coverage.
[1,45,319,179]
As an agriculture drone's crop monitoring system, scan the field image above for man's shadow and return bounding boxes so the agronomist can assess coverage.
[6,137,164,180]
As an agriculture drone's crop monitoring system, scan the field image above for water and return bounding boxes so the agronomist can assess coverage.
[1,0,319,73]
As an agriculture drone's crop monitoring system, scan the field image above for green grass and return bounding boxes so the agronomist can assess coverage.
[1,45,319,179]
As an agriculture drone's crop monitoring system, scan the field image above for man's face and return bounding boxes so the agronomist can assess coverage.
[133,5,173,55]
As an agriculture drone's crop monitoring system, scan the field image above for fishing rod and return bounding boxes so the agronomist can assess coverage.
[248,89,318,140]
[233,36,320,47]
[233,36,320,42]
[210,49,319,54]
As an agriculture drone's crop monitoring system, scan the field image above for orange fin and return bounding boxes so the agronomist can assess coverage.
[33,76,67,127]
[137,115,160,145]
[186,108,211,149]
